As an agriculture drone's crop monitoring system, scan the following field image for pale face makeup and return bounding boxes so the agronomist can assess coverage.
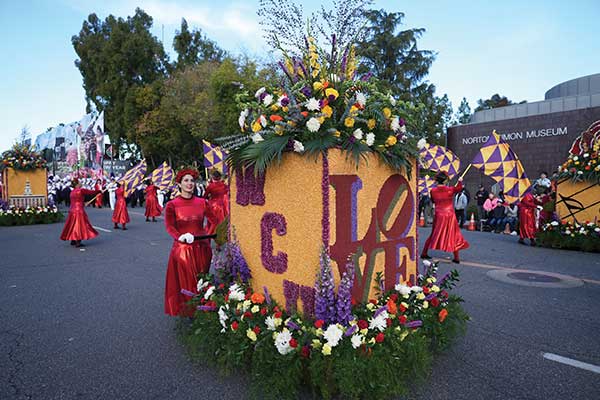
[179,175,196,198]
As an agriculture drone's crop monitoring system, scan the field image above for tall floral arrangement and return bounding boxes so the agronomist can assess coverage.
[335,260,355,326]
[1,143,47,171]
[230,2,420,175]
[314,248,336,324]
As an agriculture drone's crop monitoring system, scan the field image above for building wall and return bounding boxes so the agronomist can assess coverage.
[447,106,600,197]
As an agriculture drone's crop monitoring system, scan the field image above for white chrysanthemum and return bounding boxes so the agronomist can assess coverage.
[550,221,559,226]
[265,316,278,331]
[351,334,364,349]
[197,278,209,292]
[218,306,229,329]
[353,128,364,140]
[259,114,267,127]
[255,87,266,98]
[390,116,400,132]
[366,133,375,146]
[228,283,245,302]
[323,324,343,347]
[275,329,294,355]
[394,284,411,296]
[251,133,264,143]
[389,94,397,106]
[263,94,273,106]
[238,109,249,129]
[583,153,589,158]
[369,310,389,332]
[355,92,366,107]
[306,97,321,111]
[573,156,579,161]
[410,286,423,293]
[204,286,215,300]
[306,117,321,132]
[400,125,407,133]
[293,140,305,153]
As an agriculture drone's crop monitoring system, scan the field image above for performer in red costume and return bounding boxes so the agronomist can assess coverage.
[60,179,100,248]
[518,190,543,246]
[204,169,229,234]
[112,182,130,230]
[94,179,103,208]
[421,172,470,263]
[144,179,162,222]
[164,168,218,317]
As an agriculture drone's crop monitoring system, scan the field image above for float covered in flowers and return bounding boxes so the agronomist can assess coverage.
[537,220,600,253]
[0,204,63,226]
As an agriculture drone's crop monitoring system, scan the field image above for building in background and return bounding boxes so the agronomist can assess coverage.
[447,73,600,196]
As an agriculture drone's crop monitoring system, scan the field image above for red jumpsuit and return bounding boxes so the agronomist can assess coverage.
[144,184,163,218]
[94,183,103,208]
[112,187,130,226]
[60,188,100,241]
[164,196,217,316]
[421,182,469,258]
[204,180,229,234]
[519,193,542,240]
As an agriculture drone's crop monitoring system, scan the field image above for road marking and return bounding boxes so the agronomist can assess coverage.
[93,226,112,233]
[436,258,600,285]
[542,353,600,374]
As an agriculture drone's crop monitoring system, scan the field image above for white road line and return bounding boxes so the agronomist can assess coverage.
[542,352,600,374]
[93,226,112,233]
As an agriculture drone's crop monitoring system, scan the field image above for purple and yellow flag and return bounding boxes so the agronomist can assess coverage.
[203,140,228,174]
[418,175,437,196]
[121,159,146,196]
[150,161,174,191]
[471,130,530,204]
[419,144,461,179]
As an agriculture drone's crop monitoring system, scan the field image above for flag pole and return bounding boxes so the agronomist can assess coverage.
[456,163,472,184]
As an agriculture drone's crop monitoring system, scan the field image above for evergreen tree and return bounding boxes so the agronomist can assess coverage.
[474,94,526,112]
[173,18,226,69]
[455,97,472,124]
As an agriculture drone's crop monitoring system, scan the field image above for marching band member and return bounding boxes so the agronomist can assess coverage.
[144,179,162,222]
[112,182,130,230]
[59,178,100,248]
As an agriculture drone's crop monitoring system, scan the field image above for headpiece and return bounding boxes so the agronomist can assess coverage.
[175,168,200,183]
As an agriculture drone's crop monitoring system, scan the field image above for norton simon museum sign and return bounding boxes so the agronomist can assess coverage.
[447,106,600,181]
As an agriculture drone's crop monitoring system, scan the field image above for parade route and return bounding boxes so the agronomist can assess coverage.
[1,207,599,400]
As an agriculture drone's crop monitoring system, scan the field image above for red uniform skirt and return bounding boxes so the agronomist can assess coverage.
[60,209,99,241]
[424,209,470,252]
[112,198,130,224]
[145,195,162,218]
[519,208,537,239]
[164,240,212,316]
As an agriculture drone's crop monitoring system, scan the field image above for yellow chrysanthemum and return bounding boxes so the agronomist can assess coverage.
[383,108,392,119]
[318,116,325,124]
[251,120,262,132]
[344,117,355,128]
[385,135,397,147]
[350,105,359,115]
[333,130,341,137]
[367,119,376,130]
[322,105,333,118]
[325,88,339,100]
[313,81,324,91]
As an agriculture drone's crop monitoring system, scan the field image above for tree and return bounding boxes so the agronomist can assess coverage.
[474,94,526,112]
[173,18,226,69]
[72,9,170,152]
[455,97,472,124]
[357,9,436,100]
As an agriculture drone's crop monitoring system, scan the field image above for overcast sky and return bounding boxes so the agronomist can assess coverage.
[1,0,598,151]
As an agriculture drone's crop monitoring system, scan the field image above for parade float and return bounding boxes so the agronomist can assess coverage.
[179,5,468,397]
[0,144,61,225]
[537,120,600,251]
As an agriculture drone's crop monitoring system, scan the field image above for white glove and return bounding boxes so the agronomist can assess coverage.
[178,234,188,243]
[183,233,195,243]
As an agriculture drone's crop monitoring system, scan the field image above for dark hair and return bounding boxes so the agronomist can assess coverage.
[434,171,448,184]
[540,171,548,176]
[144,179,151,185]
[210,168,222,180]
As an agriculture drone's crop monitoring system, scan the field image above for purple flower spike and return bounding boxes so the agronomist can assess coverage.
[406,320,423,328]
[181,289,196,297]
[197,305,216,312]
[374,305,388,318]
[360,72,373,81]
[436,272,451,286]
[425,293,436,301]
[287,320,300,330]
[335,261,355,325]
[314,249,336,324]
[263,286,272,305]
[344,324,358,337]
[300,86,312,98]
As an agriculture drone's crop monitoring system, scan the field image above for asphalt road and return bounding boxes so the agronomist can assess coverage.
[1,207,599,399]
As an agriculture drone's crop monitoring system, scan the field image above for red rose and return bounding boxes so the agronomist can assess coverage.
[301,345,311,358]
[386,318,392,327]
[375,333,385,343]
[369,299,378,305]
[274,311,283,319]
[314,319,325,329]
[231,321,239,331]
[399,304,407,313]
[431,297,440,308]
[245,293,251,300]
[389,293,398,302]
[274,306,280,312]
[422,287,430,295]
[440,290,448,299]
[218,283,225,289]
[253,325,261,335]
[224,293,230,302]
[243,311,253,319]
[357,319,369,330]
[289,338,298,348]
[260,307,267,316]
[398,315,407,324]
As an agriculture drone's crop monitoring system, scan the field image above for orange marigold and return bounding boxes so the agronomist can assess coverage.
[251,292,265,304]
[386,298,398,315]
